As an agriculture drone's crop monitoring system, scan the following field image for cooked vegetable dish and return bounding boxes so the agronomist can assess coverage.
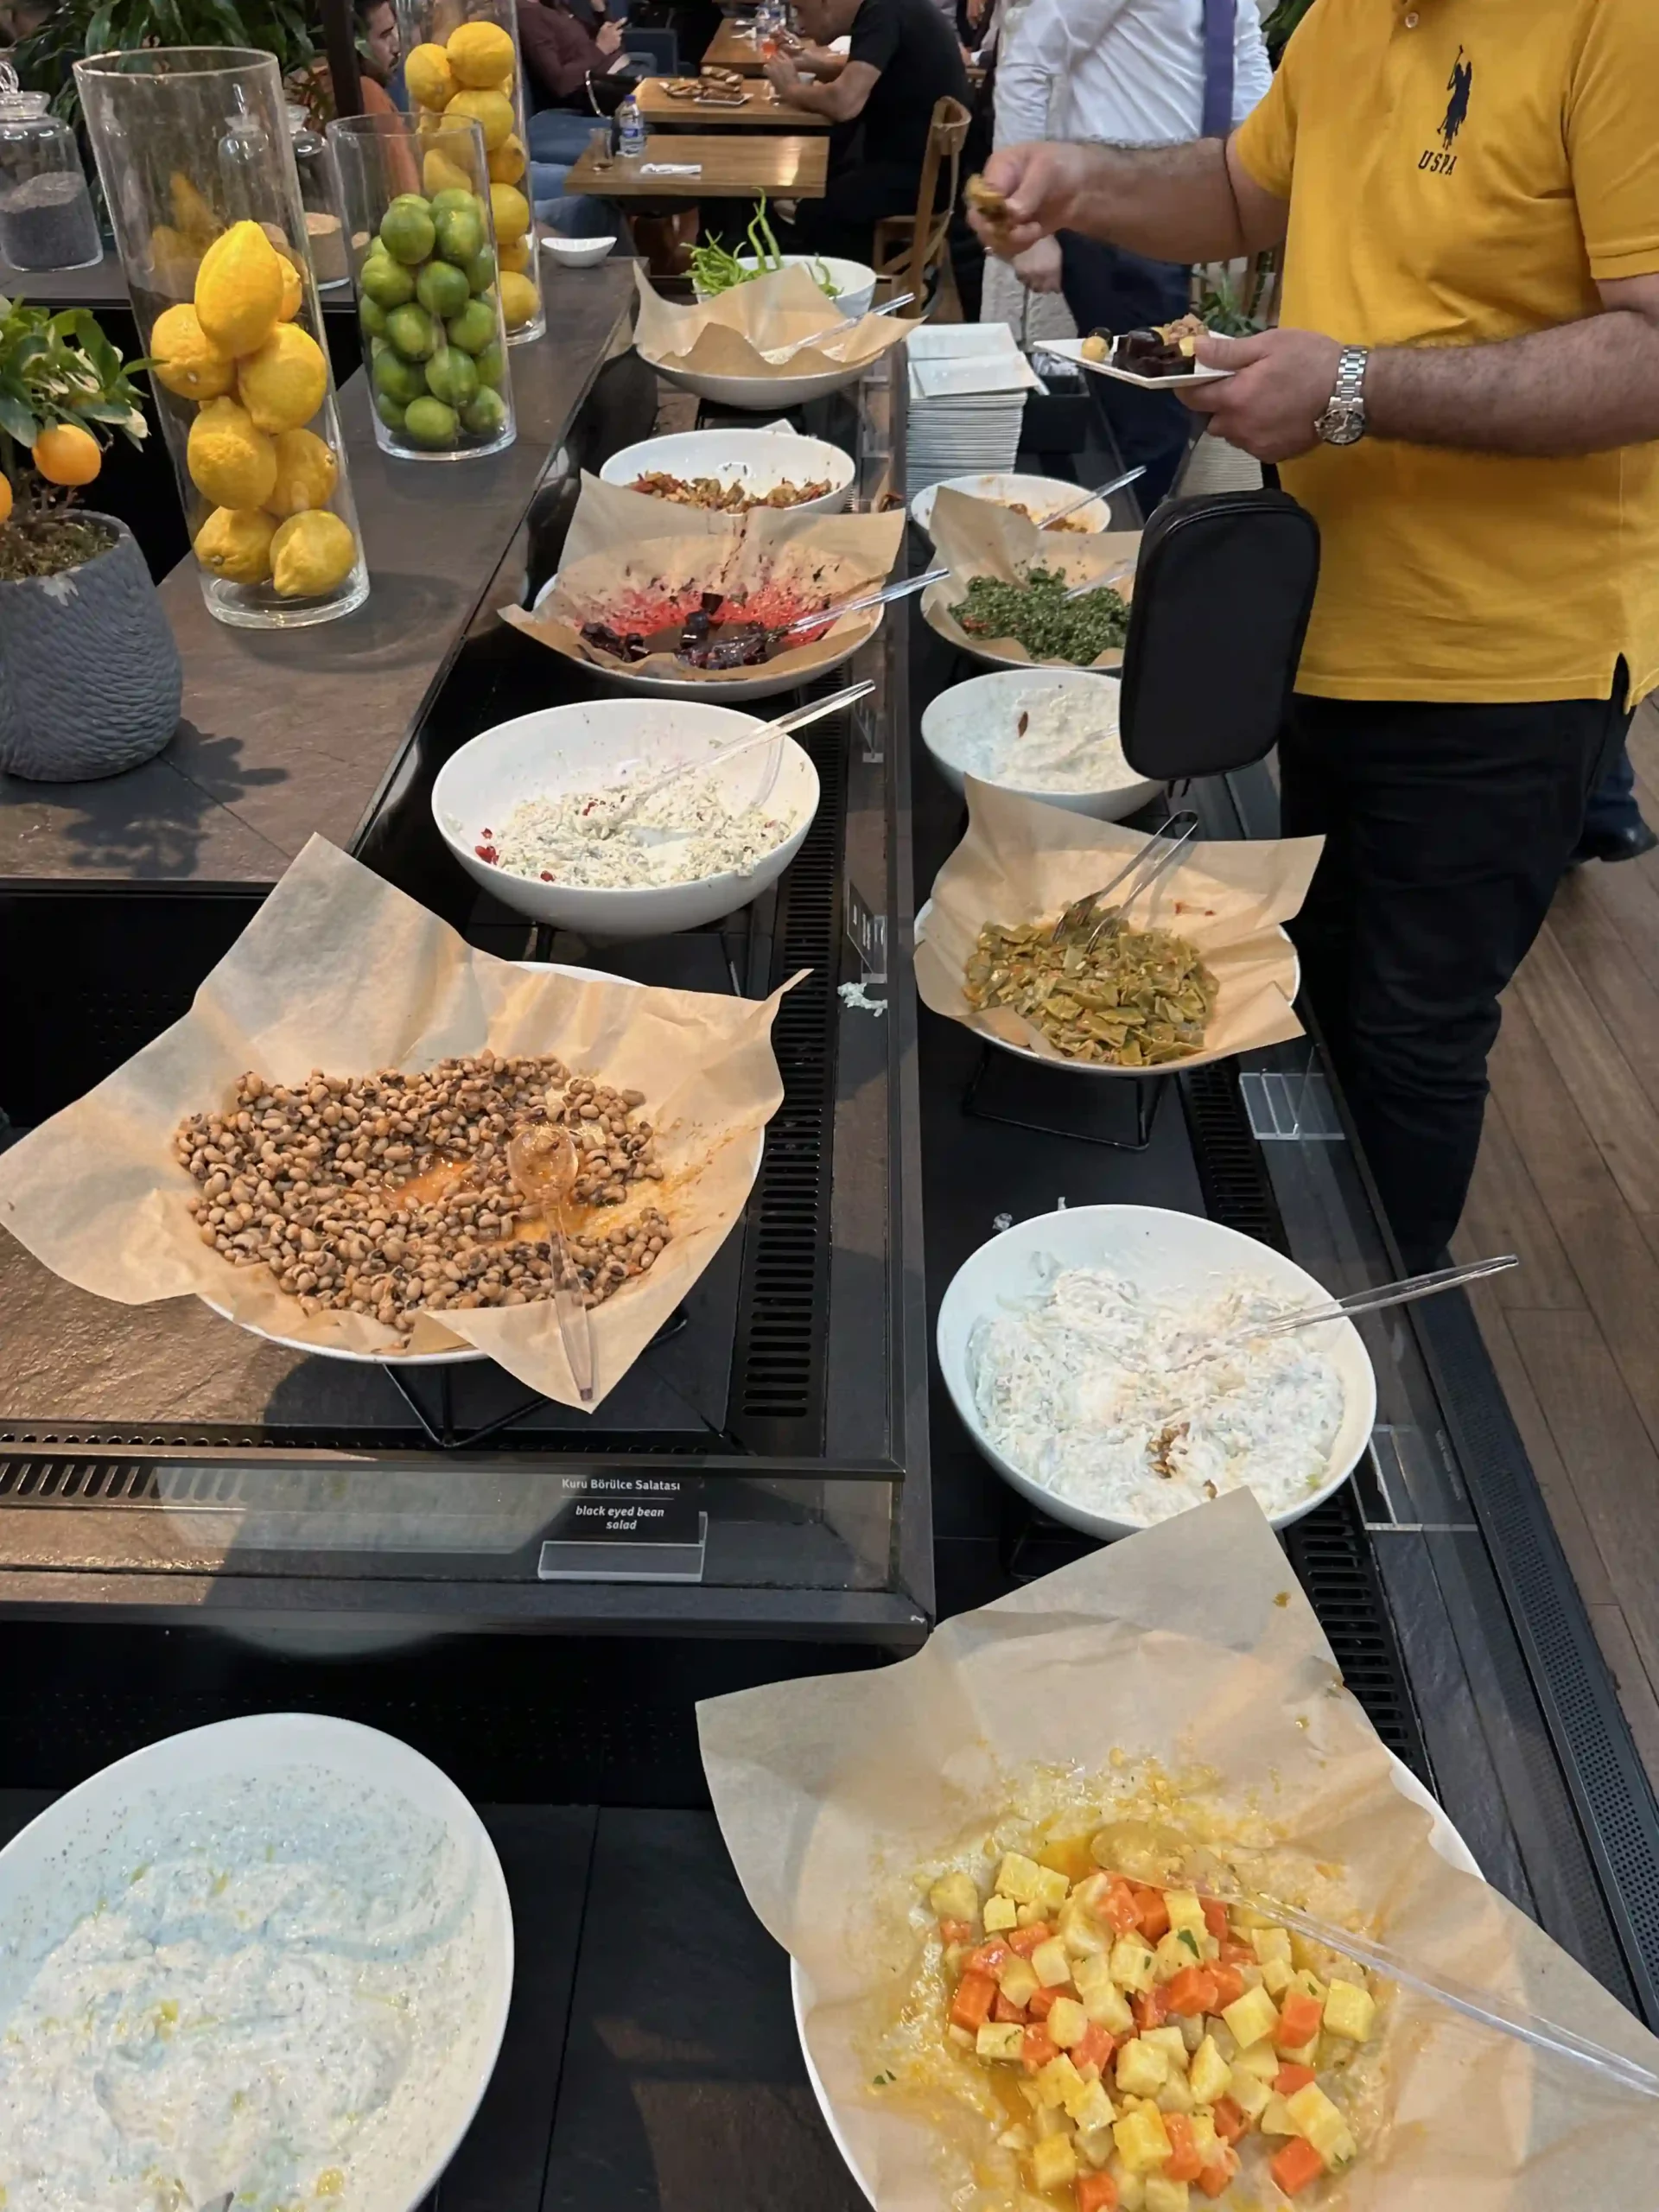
[956,568,1129,665]
[627,470,833,512]
[964,910,1217,1066]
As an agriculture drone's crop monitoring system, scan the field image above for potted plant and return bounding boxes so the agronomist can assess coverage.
[0,290,182,779]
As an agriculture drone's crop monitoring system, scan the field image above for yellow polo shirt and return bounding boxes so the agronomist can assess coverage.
[1235,0,1659,703]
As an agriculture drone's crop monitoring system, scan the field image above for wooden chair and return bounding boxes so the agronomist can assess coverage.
[872,95,972,317]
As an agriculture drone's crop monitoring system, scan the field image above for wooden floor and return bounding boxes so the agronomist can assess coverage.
[1454,701,1659,1795]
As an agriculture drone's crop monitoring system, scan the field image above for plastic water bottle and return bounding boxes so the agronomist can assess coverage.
[617,93,646,160]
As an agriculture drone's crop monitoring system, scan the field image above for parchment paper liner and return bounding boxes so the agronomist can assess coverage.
[632,260,919,378]
[700,1491,1659,2212]
[912,778,1319,1072]
[0,837,796,1409]
[499,473,906,688]
[923,484,1140,669]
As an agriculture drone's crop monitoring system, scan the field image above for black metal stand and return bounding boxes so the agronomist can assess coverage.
[963,1043,1166,1152]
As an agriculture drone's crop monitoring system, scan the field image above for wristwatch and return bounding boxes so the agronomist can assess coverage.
[1315,346,1370,446]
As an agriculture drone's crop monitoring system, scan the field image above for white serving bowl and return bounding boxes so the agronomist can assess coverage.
[433,695,820,938]
[540,232,618,266]
[911,472,1116,538]
[639,346,873,410]
[919,668,1159,820]
[0,1714,512,2212]
[936,1203,1377,1540]
[600,426,855,516]
[733,254,876,321]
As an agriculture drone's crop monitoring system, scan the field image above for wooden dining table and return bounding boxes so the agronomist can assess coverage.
[702,17,771,73]
[634,77,831,130]
[563,130,829,200]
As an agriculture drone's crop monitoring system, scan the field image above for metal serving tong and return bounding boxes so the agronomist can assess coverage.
[1049,810,1199,948]
[1166,1253,1519,1374]
[607,679,874,825]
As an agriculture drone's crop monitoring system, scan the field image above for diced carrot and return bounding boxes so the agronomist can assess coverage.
[1021,2023,1059,2071]
[1099,1878,1142,1935]
[1200,1897,1230,1942]
[1162,2113,1202,2184]
[1274,1991,1324,2049]
[939,1916,976,1945]
[1072,2022,1116,2075]
[1210,2097,1247,2145]
[1133,1986,1168,2031]
[1274,2063,1317,2096]
[1217,1938,1256,1970]
[1197,2152,1238,2200]
[1076,2173,1118,2212]
[1027,1985,1060,2018]
[993,1991,1028,2024]
[1008,1922,1052,1957]
[1209,1965,1247,2010]
[1269,2139,1326,2197]
[966,1940,1011,1974]
[1164,1967,1220,2018]
[1131,1885,1171,1942]
[950,1970,997,2031]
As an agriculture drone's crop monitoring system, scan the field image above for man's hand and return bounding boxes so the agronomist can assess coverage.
[1179,327,1343,462]
[968,142,1097,257]
[595,17,622,53]
[1013,236,1063,294]
[764,53,804,96]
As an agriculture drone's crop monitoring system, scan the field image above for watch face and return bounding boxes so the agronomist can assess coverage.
[1319,398,1365,446]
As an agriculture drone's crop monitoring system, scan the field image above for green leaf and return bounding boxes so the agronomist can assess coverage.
[0,391,38,443]
[83,1,117,55]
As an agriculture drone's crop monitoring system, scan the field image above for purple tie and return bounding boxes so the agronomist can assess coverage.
[1202,0,1236,139]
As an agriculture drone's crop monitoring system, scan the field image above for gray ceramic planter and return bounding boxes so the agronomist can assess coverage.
[0,513,182,781]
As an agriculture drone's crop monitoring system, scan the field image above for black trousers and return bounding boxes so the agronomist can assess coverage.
[1279,676,1631,1270]
[1058,232,1193,511]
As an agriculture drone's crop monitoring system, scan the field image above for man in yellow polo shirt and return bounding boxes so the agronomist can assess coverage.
[969,0,1659,1268]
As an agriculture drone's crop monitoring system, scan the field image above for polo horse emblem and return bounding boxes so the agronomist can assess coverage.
[1441,46,1473,149]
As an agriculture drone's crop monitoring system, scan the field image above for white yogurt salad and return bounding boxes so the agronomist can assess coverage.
[969,1260,1344,1525]
[484,772,796,890]
[952,679,1128,792]
[0,1769,493,2212]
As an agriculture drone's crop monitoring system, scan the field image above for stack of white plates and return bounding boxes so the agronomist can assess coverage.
[906,325,1042,500]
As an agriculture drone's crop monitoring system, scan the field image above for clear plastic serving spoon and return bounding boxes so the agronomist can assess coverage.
[506,1122,594,1407]
[604,678,874,828]
[1165,1253,1519,1374]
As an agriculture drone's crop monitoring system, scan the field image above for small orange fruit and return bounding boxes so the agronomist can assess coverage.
[32,422,102,487]
[0,473,12,526]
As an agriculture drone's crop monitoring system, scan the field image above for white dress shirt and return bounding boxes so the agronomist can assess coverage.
[995,0,1271,150]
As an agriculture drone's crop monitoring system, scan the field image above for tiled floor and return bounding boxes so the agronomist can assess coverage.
[1454,701,1659,1796]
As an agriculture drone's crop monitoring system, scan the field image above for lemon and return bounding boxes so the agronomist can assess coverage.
[498,270,538,329]
[498,238,530,274]
[149,302,236,401]
[0,473,10,526]
[404,40,457,108]
[236,324,327,434]
[489,182,530,245]
[487,133,525,185]
[194,220,286,356]
[148,222,204,296]
[445,19,515,86]
[31,422,101,486]
[188,397,278,510]
[448,87,514,152]
[264,427,340,518]
[423,147,475,199]
[194,505,276,585]
[168,170,219,243]
[271,511,359,598]
[276,254,303,321]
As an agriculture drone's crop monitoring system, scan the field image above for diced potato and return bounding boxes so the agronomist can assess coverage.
[1027,2134,1079,2193]
[1189,2113,1219,2163]
[1322,1978,1377,2042]
[930,1872,981,1923]
[1110,2154,1147,2212]
[1220,1986,1280,2051]
[1061,1897,1113,1961]
[1109,1936,1158,1993]
[1068,2078,1117,2132]
[1225,2065,1273,2121]
[1035,2054,1088,2111]
[1031,1937,1073,1990]
[1034,1865,1073,1914]
[1207,2019,1238,2063]
[1287,2083,1353,2164]
[1047,1997,1090,2049]
[1163,1890,1206,1941]
[1279,2034,1320,2069]
[947,2024,974,2048]
[995,1853,1046,1905]
[1034,2100,1076,2139]
[995,2123,1031,2152]
[1289,1968,1327,2004]
[1232,2038,1281,2083]
[1142,2025,1190,2072]
[1176,2012,1205,2055]
[975,2022,1026,2063]
[1016,1902,1046,1929]
[1077,1973,1135,2036]
[1251,1925,1293,1966]
[1112,2103,1173,2175]
[1153,1930,1199,1983]
[1144,2180,1189,2212]
[998,1957,1039,2008]
[1258,2093,1299,2137]
[982,1892,1018,1934]
[1154,2072,1195,2116]
[1188,2034,1231,2106]
[1116,2038,1170,2097]
[1259,1955,1294,1998]
[1076,2122,1115,2170]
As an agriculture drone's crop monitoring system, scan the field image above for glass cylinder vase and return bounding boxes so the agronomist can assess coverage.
[394,0,543,343]
[75,48,369,630]
[329,111,516,462]
[0,66,102,272]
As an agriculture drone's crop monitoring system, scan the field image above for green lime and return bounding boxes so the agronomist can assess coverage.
[379,200,436,264]
[474,338,505,389]
[430,186,478,214]
[434,202,484,266]
[360,253,416,308]
[385,302,439,361]
[359,294,388,340]
[424,344,480,407]
[403,394,459,449]
[375,391,409,432]
[460,385,509,440]
[372,347,428,404]
[464,245,497,294]
[445,296,497,355]
[416,257,472,319]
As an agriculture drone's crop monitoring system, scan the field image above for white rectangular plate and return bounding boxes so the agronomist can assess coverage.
[1040,337,1233,391]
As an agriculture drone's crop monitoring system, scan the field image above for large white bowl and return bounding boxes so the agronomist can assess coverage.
[920,668,1159,820]
[911,473,1116,538]
[540,232,617,266]
[433,695,820,938]
[0,1714,512,2212]
[600,426,856,516]
[791,1754,1480,2209]
[936,1204,1377,1540]
[639,346,874,410]
[734,254,877,321]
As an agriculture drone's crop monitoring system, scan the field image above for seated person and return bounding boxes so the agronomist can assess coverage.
[762,0,970,267]
[518,0,629,110]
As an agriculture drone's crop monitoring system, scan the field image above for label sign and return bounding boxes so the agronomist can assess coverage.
[537,1474,706,1583]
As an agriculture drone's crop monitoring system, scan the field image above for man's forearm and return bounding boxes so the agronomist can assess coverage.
[1065,140,1249,264]
[775,71,854,119]
[1368,312,1659,455]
